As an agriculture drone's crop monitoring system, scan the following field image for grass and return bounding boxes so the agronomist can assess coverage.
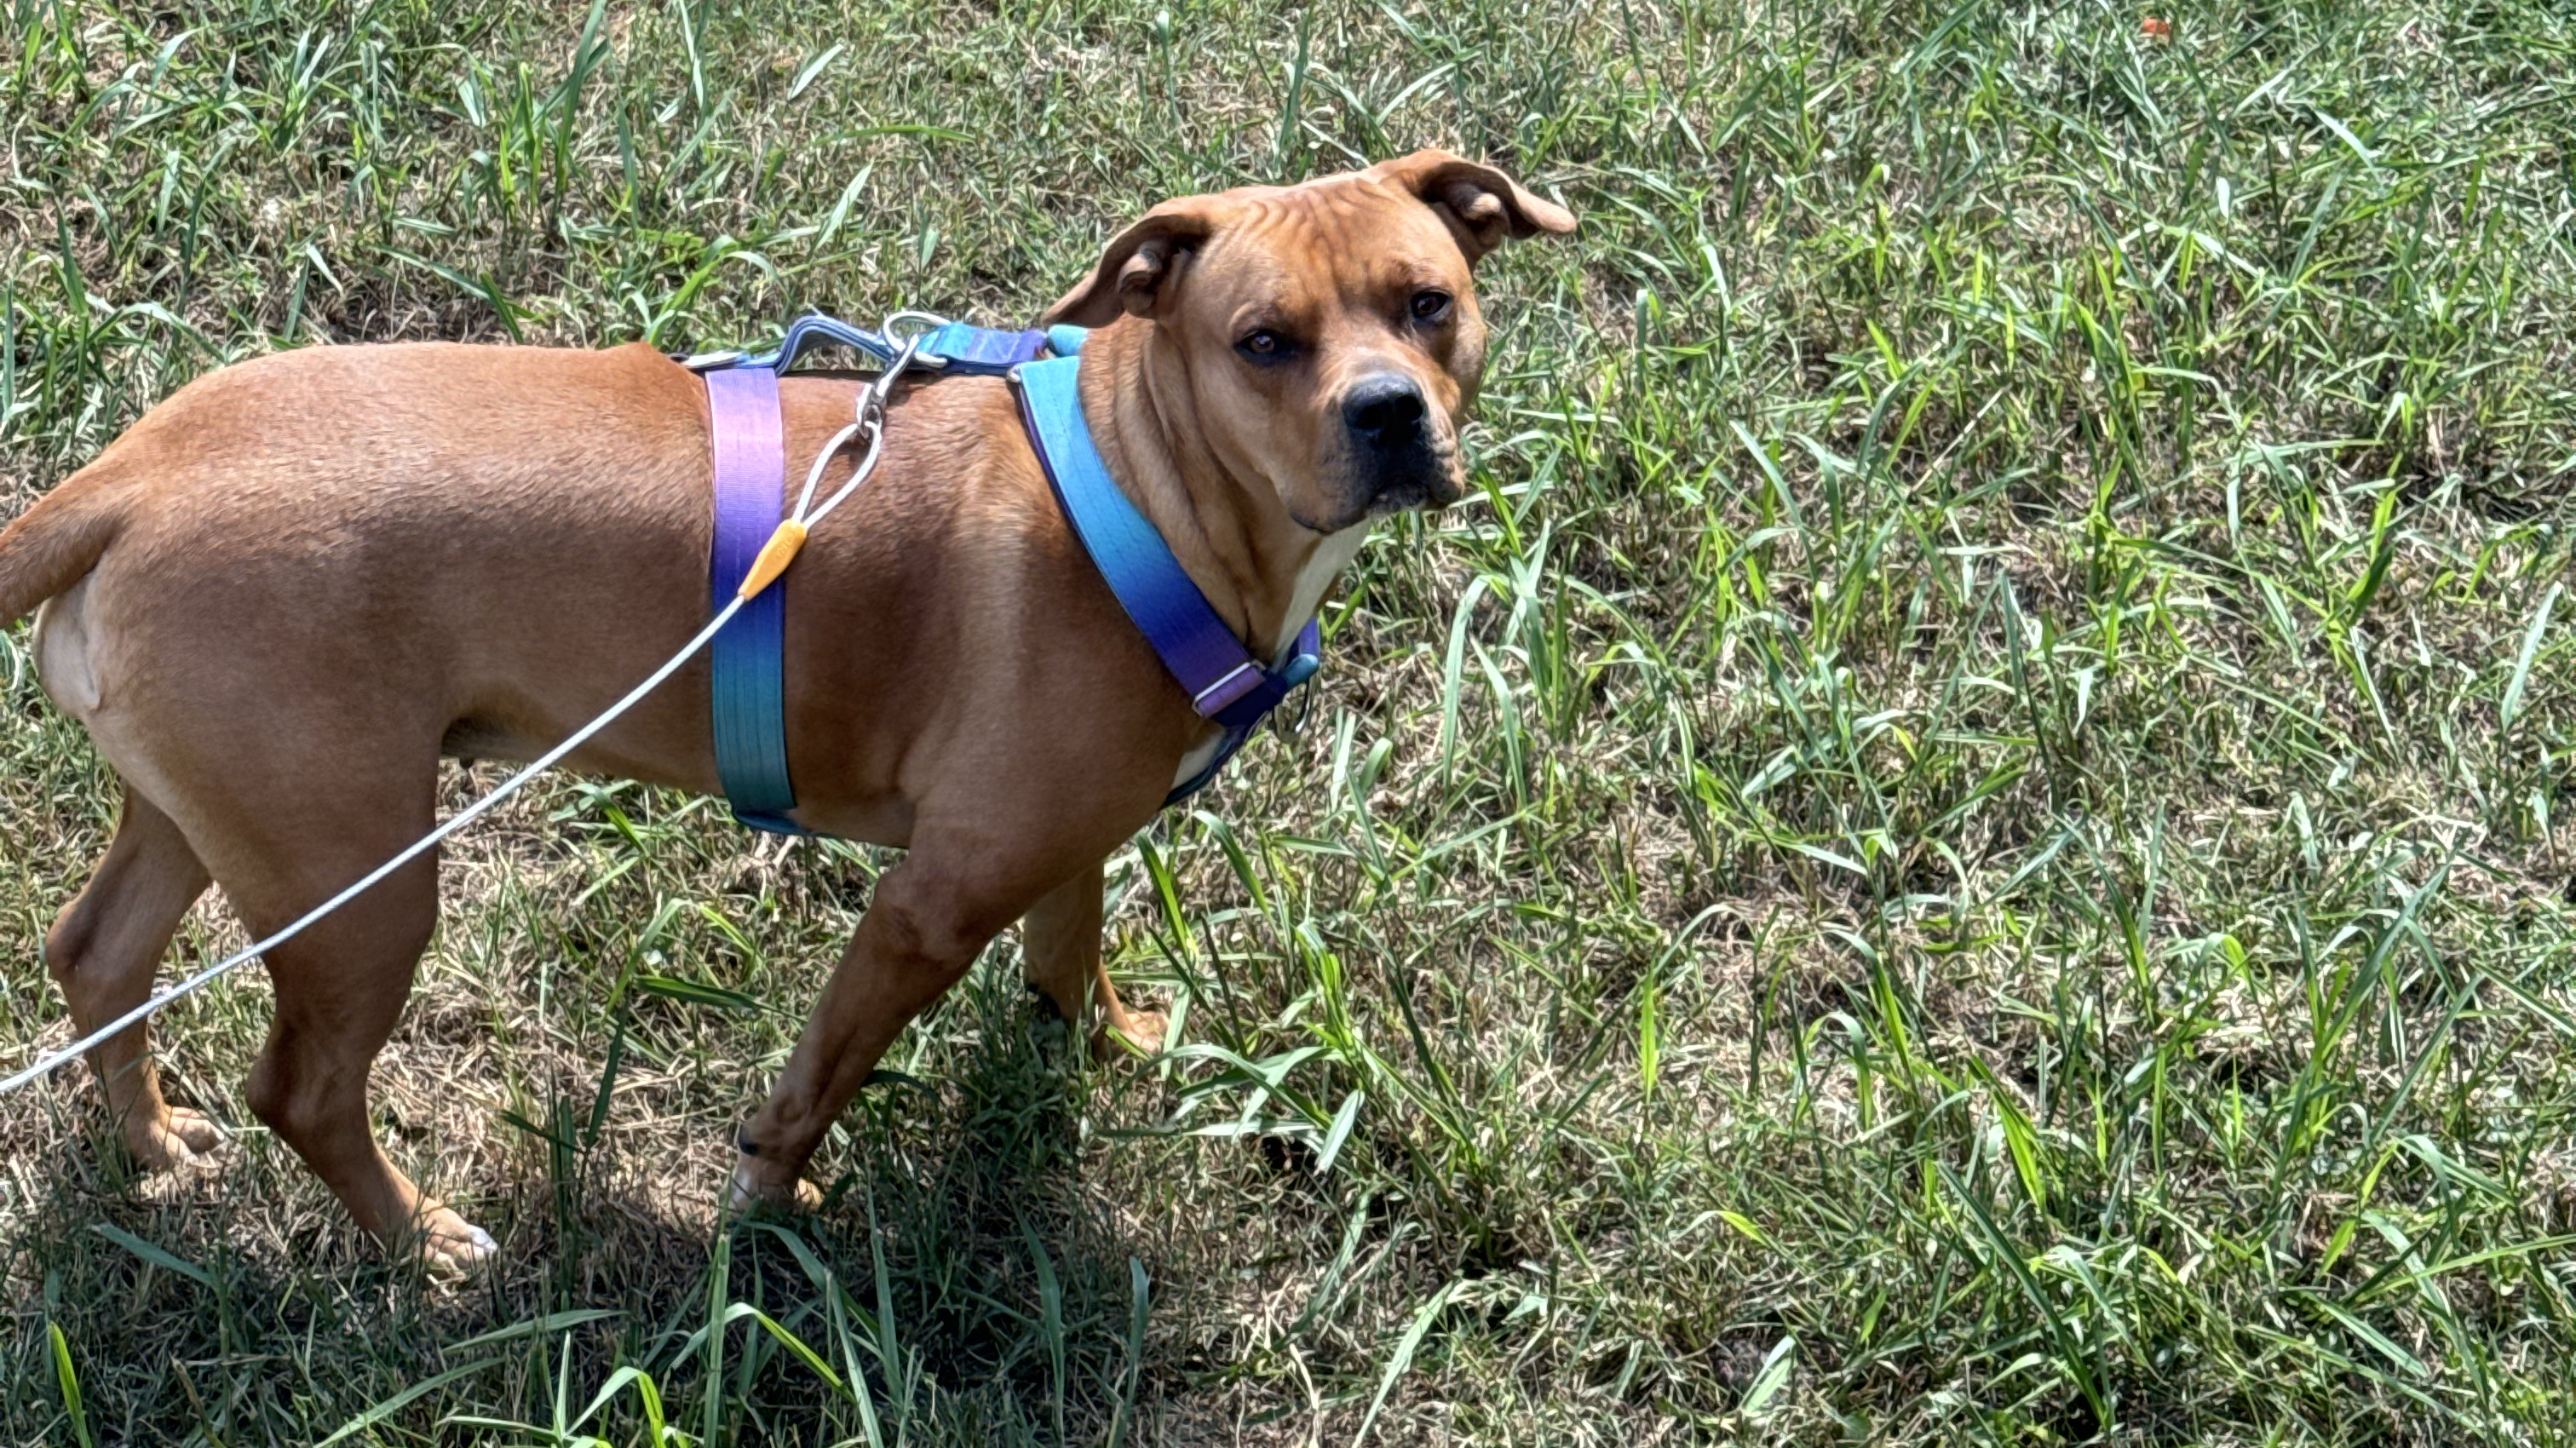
[4,0,2576,1440]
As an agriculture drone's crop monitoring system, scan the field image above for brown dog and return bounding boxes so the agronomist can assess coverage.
[0,152,1573,1268]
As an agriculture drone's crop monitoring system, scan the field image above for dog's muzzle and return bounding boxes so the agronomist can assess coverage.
[1340,372,1461,516]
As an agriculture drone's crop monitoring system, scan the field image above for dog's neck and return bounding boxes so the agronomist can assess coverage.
[1075,319,1364,669]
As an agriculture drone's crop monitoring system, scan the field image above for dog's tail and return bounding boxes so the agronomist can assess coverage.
[0,454,135,629]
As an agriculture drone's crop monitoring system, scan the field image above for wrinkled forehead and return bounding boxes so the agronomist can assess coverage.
[1192,178,1471,314]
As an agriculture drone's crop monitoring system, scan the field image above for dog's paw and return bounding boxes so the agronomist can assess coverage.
[1100,1008,1169,1059]
[414,1206,500,1275]
[124,1106,224,1173]
[729,1164,824,1215]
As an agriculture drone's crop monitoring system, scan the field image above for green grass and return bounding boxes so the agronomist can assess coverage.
[5,0,2576,1440]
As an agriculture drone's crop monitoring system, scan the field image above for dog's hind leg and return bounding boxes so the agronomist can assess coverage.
[153,739,494,1271]
[222,819,496,1271]
[1021,862,1166,1055]
[44,786,219,1170]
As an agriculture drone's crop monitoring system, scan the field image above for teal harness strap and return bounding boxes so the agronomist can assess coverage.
[1010,354,1322,803]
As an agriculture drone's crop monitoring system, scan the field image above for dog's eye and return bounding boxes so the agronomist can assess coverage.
[1238,329,1289,359]
[1409,290,1452,322]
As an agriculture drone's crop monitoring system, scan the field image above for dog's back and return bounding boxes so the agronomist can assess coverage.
[4,341,704,623]
[13,342,726,770]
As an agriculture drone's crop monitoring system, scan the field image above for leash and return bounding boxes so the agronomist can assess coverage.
[0,315,941,1096]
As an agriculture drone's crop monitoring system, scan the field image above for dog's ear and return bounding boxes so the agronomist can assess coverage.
[1366,149,1576,264]
[1041,198,1228,328]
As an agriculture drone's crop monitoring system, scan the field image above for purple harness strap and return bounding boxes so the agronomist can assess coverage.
[704,367,799,830]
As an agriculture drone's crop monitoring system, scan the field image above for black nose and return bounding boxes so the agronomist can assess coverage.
[1343,374,1427,447]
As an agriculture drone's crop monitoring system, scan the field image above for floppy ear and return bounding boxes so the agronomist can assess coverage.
[1365,148,1577,264]
[1041,198,1227,328]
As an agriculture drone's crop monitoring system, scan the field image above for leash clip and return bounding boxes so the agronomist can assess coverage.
[1275,653,1321,738]
[1276,683,1314,739]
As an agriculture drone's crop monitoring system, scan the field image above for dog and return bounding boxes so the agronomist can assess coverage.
[0,151,1573,1268]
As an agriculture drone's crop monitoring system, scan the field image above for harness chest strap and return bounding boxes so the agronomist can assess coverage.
[1006,353,1320,803]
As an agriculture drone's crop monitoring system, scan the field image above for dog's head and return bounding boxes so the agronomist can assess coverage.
[1043,150,1576,534]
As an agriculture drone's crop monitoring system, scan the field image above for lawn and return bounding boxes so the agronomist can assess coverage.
[5,0,2575,1441]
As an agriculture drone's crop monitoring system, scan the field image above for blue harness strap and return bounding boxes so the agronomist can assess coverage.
[694,313,1049,376]
[1009,354,1320,802]
[693,313,1320,828]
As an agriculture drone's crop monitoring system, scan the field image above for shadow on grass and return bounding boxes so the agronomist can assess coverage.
[0,976,1166,1447]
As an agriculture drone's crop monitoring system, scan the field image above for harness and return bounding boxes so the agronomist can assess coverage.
[686,313,1323,833]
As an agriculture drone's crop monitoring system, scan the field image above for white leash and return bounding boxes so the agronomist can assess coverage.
[1,320,931,1096]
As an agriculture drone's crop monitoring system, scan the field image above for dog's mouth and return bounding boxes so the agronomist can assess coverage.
[1368,463,1463,516]
[1302,441,1461,532]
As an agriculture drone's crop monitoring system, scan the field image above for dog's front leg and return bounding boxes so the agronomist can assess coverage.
[730,836,1050,1208]
[1021,861,1168,1055]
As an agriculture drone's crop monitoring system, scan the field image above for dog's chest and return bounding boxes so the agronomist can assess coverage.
[1171,733,1226,790]
[1278,526,1370,669]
